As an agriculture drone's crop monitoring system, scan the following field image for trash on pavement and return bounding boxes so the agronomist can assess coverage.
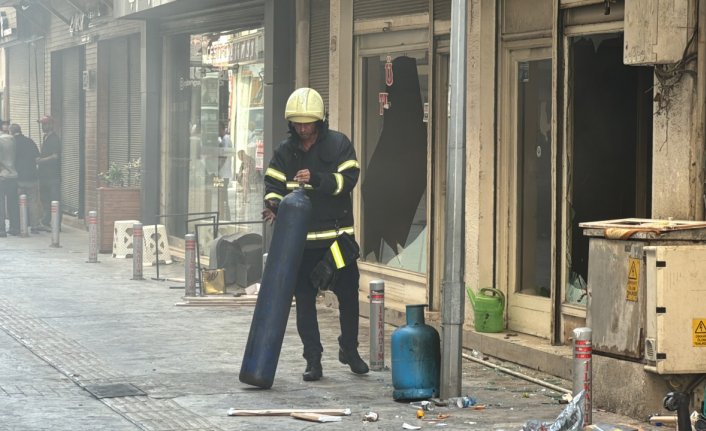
[520,390,585,431]
[402,423,422,430]
[583,424,639,431]
[363,411,379,422]
[648,414,676,425]
[559,393,573,404]
[447,396,477,408]
[227,408,351,416]
[410,400,434,411]
[245,283,260,295]
[290,412,342,423]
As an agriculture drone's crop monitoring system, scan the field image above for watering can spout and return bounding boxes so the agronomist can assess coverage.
[465,286,477,309]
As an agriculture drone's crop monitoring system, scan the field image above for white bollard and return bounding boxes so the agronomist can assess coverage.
[369,280,385,371]
[184,234,197,297]
[50,201,60,247]
[19,194,28,237]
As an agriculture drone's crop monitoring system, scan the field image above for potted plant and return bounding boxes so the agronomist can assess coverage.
[97,158,142,253]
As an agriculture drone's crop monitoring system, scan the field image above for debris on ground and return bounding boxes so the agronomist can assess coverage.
[290,412,342,423]
[227,408,351,416]
[521,390,585,431]
[363,411,379,422]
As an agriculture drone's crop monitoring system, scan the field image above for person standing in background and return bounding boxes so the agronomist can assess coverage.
[0,121,19,237]
[11,124,43,234]
[37,115,61,229]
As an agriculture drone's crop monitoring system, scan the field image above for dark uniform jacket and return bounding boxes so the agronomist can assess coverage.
[264,126,360,249]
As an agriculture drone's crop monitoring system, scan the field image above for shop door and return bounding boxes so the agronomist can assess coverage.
[499,43,553,337]
[55,47,85,217]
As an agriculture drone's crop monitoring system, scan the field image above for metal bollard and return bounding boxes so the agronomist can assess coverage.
[185,234,197,297]
[369,280,385,371]
[19,194,28,237]
[50,200,60,247]
[573,327,592,426]
[132,223,144,280]
[87,211,98,263]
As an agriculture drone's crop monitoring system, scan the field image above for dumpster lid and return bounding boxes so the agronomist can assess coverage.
[580,218,706,240]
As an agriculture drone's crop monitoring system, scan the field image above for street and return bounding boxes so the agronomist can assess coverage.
[0,225,662,430]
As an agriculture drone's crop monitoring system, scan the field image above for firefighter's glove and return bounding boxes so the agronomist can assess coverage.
[311,255,338,292]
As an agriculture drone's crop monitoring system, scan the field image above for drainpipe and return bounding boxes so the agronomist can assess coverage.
[695,0,706,216]
[439,0,467,400]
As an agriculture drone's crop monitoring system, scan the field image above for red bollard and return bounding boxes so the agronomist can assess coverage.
[87,211,98,263]
[132,223,144,280]
[573,327,592,426]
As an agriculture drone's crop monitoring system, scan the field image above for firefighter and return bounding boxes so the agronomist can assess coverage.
[262,87,368,381]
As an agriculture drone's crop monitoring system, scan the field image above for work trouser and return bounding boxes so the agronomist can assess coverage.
[294,247,360,361]
[0,177,19,233]
[17,181,41,228]
[40,180,61,227]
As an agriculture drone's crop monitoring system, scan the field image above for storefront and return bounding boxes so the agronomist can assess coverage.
[164,28,265,241]
[305,1,451,316]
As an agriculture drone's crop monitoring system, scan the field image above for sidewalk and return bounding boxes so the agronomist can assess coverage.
[0,225,664,430]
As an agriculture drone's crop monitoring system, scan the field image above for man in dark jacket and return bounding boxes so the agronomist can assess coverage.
[37,115,61,228]
[11,124,42,233]
[262,87,368,382]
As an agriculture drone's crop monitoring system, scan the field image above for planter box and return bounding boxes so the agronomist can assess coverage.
[97,187,141,253]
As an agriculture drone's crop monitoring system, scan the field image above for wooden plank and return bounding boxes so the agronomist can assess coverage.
[290,412,342,423]
[227,408,351,417]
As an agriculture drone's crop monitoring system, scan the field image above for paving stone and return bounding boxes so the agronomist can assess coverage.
[0,226,666,430]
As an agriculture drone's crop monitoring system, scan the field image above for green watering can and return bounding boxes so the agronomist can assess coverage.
[466,287,505,333]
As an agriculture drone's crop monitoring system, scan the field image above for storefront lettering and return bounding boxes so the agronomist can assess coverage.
[204,35,261,67]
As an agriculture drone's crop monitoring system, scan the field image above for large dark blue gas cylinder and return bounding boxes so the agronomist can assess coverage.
[391,304,440,400]
[239,187,311,389]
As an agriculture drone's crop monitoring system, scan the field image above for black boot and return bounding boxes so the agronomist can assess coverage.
[302,357,323,382]
[339,347,369,375]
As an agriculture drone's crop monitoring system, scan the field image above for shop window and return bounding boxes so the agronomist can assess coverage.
[360,52,429,273]
[166,29,265,239]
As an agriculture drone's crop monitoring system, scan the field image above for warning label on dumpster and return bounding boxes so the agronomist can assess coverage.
[625,257,640,302]
[693,319,706,347]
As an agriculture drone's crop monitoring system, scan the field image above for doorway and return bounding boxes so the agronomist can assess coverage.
[566,33,653,302]
[499,42,554,338]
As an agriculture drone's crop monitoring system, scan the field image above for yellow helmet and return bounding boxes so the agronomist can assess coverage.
[285,87,324,123]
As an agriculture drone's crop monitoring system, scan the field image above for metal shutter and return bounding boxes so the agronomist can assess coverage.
[8,44,29,132]
[8,40,44,141]
[434,0,451,21]
[60,47,83,215]
[128,35,142,172]
[108,38,129,171]
[309,0,330,108]
[354,0,428,20]
[108,35,142,186]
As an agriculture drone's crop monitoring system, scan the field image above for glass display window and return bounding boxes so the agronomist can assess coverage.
[166,28,265,248]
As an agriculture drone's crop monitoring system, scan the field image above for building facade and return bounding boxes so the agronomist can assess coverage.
[1,0,704,419]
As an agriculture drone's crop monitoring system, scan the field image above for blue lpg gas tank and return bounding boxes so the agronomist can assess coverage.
[391,304,441,400]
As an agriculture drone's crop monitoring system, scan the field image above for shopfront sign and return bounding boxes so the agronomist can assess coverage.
[0,8,16,41]
[203,33,263,68]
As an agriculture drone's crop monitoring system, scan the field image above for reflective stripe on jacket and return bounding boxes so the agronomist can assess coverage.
[264,127,359,248]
